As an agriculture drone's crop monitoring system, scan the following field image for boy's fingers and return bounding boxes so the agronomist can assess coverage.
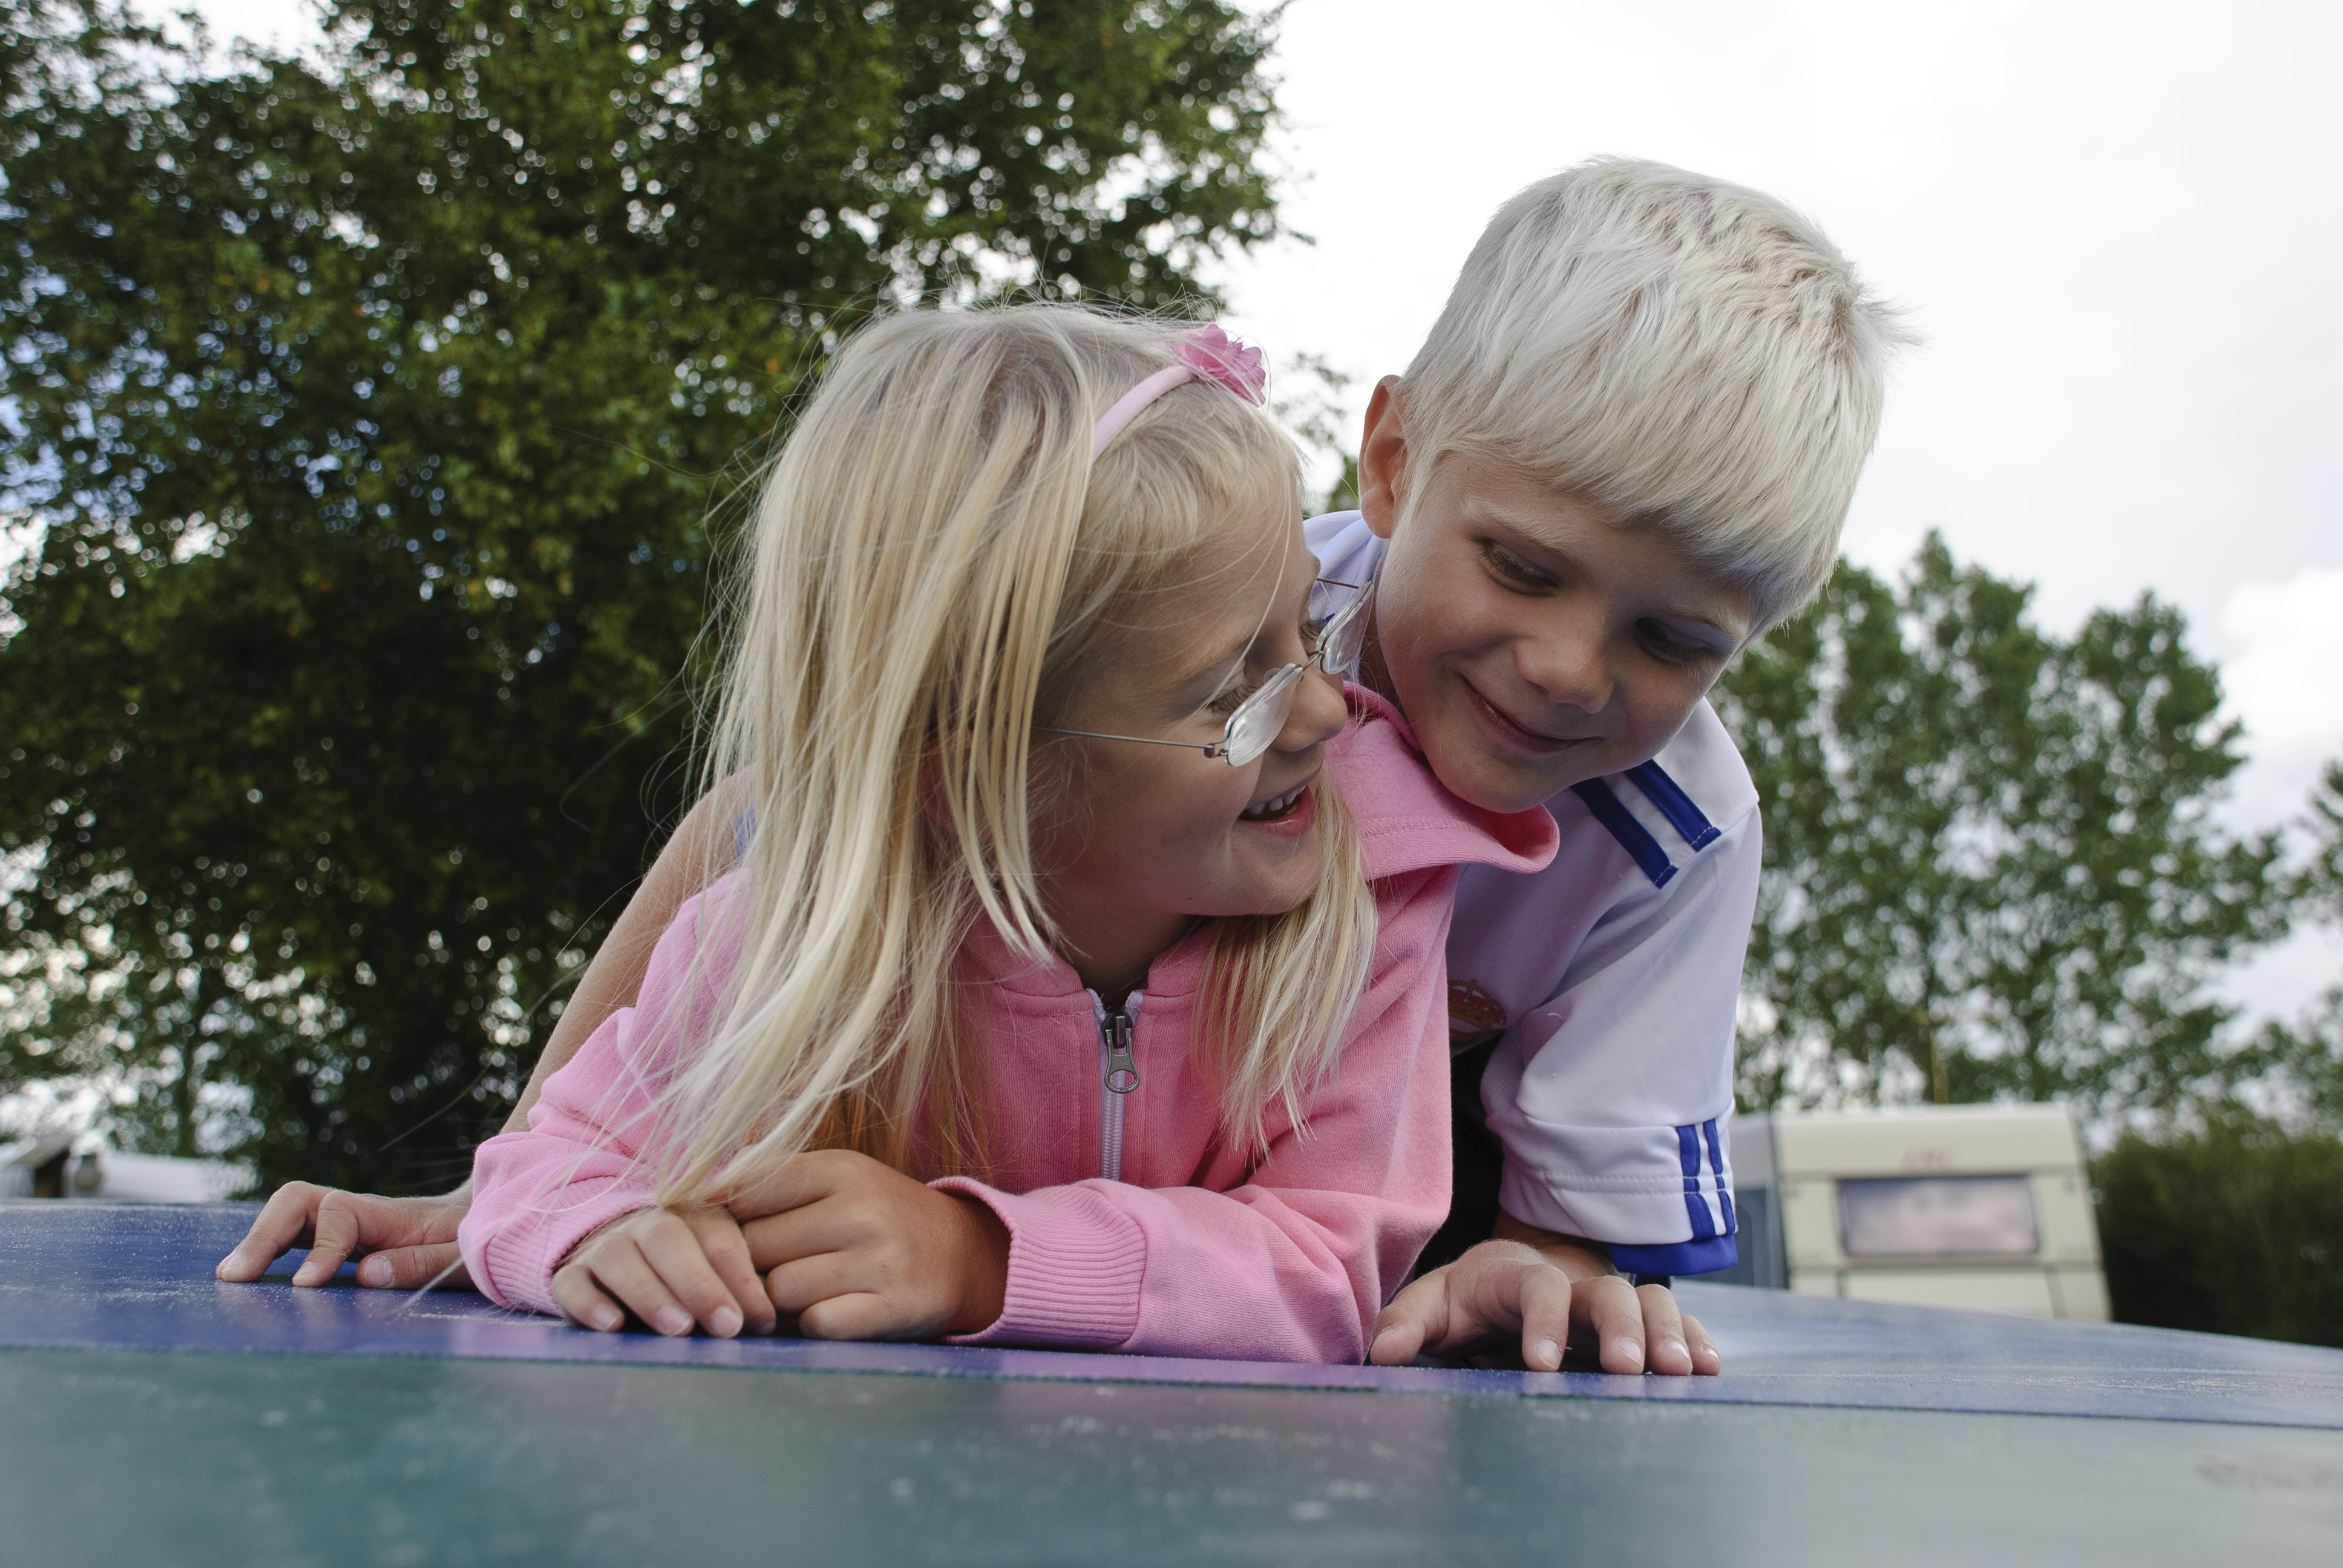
[1368,1269,1455,1364]
[216,1182,326,1281]
[1510,1265,1576,1373]
[1573,1274,1647,1374]
[551,1264,627,1333]
[1636,1283,1692,1375]
[680,1210,776,1335]
[353,1242,471,1292]
[636,1218,749,1338]
[1680,1312,1722,1375]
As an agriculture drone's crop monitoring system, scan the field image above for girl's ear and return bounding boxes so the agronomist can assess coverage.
[1357,376,1409,540]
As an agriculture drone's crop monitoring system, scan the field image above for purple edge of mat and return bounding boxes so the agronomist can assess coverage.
[10,1203,2343,1429]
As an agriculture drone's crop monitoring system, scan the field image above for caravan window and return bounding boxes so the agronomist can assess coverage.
[1836,1175,2039,1258]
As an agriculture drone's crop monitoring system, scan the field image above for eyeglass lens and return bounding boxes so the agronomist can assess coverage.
[1214,580,1373,768]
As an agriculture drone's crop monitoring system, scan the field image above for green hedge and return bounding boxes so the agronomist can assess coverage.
[2092,1121,2343,1348]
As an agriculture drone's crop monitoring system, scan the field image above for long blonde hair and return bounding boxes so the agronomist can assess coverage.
[654,305,1378,1202]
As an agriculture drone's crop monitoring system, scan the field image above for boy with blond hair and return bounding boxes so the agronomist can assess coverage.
[224,157,1901,1376]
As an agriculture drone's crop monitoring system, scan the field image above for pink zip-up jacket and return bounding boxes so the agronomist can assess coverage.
[460,691,1558,1362]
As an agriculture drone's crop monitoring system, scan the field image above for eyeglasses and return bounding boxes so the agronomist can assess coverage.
[1038,577,1374,768]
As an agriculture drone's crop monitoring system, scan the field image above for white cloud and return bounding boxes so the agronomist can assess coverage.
[2219,566,2343,832]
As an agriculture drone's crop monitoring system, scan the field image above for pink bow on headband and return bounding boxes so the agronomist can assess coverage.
[1092,325,1269,457]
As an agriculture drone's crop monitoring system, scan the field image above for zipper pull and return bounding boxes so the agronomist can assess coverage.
[1103,1008,1139,1094]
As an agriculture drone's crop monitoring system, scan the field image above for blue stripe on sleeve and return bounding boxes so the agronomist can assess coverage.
[1625,762,1722,852]
[1703,1119,1735,1236]
[1611,1235,1739,1276]
[1571,778,1677,888]
[1678,1121,1718,1242]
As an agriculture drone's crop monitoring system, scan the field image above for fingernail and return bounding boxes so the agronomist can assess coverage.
[592,1307,623,1331]
[1535,1338,1561,1370]
[1661,1337,1686,1364]
[656,1306,692,1336]
[1622,1339,1644,1371]
[712,1306,742,1338]
[358,1257,389,1287]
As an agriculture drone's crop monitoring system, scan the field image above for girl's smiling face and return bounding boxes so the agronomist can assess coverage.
[1031,501,1349,997]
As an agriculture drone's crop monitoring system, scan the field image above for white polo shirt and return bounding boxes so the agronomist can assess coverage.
[1311,511,1752,1275]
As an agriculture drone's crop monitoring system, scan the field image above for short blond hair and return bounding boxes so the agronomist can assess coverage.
[1401,157,1906,628]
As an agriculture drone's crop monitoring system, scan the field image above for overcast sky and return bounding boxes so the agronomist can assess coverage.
[170,1,2343,1018]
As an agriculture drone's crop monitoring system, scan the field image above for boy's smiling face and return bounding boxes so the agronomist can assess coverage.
[1359,381,1754,815]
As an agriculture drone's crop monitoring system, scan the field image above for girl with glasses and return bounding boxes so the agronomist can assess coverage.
[455,306,1555,1361]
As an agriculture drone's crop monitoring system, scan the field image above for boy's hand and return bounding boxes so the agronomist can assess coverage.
[724,1150,1009,1342]
[216,1183,472,1290]
[1370,1228,1721,1375]
[551,1205,776,1339]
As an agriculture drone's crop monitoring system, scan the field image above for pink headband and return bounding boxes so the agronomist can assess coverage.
[1090,325,1268,457]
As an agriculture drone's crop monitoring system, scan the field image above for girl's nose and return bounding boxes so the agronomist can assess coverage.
[1273,664,1351,754]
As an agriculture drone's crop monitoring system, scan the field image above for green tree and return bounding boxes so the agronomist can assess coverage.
[0,0,1285,1187]
[1713,535,2287,1123]
[2092,1114,2343,1348]
[2232,759,2343,1131]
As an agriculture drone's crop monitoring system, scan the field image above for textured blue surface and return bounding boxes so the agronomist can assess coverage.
[7,1200,2342,1428]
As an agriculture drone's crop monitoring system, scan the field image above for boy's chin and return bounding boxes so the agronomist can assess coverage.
[1421,716,1591,814]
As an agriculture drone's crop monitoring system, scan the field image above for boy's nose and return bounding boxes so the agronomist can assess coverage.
[1519,624,1614,714]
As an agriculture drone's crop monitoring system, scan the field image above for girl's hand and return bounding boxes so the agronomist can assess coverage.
[725,1150,1011,1342]
[1369,1232,1721,1375]
[550,1205,778,1339]
[217,1182,471,1290]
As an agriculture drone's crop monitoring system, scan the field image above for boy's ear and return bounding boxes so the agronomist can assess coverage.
[1357,376,1409,540]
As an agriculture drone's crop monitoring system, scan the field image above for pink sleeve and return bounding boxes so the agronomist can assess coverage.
[936,865,1460,1364]
[458,886,735,1316]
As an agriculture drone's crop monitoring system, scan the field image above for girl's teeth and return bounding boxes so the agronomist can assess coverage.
[1245,786,1303,820]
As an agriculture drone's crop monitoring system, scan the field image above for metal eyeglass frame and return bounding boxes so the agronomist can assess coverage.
[1037,577,1374,769]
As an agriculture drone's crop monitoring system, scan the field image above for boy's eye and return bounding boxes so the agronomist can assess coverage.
[1480,543,1553,589]
[1636,619,1715,665]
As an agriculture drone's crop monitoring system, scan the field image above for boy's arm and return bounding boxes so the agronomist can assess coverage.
[215,787,737,1289]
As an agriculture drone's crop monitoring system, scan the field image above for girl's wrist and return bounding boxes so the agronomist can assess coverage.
[944,1194,1011,1334]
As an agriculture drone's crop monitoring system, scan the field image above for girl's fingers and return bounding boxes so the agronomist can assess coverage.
[762,1251,860,1316]
[634,1219,749,1338]
[216,1182,324,1281]
[679,1210,777,1335]
[720,1148,871,1221]
[796,1290,906,1343]
[736,1202,856,1275]
[1636,1283,1693,1375]
[353,1242,470,1292]
[1680,1311,1722,1375]
[1571,1273,1647,1374]
[551,1264,627,1333]
[583,1239,700,1337]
